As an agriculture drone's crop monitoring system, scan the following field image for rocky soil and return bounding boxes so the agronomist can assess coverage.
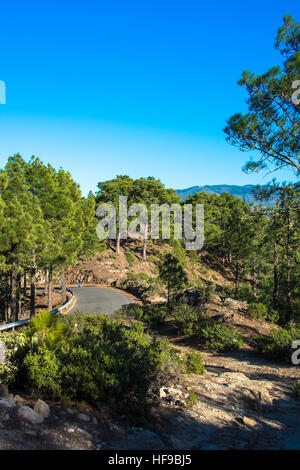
[1,344,300,450]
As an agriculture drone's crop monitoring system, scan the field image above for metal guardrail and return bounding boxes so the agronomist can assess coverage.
[0,288,74,332]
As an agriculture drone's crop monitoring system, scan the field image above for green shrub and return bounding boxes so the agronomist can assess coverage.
[125,303,144,320]
[267,309,280,324]
[247,303,280,323]
[148,254,157,264]
[253,326,299,362]
[24,346,62,398]
[4,313,180,423]
[236,283,255,302]
[183,351,205,375]
[126,251,136,266]
[189,250,198,265]
[247,302,268,320]
[200,322,243,352]
[172,305,243,352]
[0,332,28,385]
[127,303,168,329]
[144,304,169,329]
[172,304,204,336]
[121,272,162,302]
[186,389,197,409]
[294,381,300,398]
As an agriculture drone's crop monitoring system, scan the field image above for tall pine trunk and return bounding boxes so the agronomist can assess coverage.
[286,209,292,323]
[116,232,121,255]
[48,266,53,311]
[234,260,239,297]
[44,268,48,296]
[142,221,148,262]
[23,269,27,297]
[61,265,67,304]
[273,235,279,306]
[16,272,22,320]
[11,266,17,322]
[5,274,10,322]
[252,257,257,300]
[30,267,36,317]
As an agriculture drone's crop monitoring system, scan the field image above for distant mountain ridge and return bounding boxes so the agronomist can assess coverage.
[176,184,277,205]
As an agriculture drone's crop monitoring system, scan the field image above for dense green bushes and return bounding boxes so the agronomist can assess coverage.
[120,272,162,302]
[253,325,300,362]
[172,305,243,352]
[182,351,205,375]
[126,303,168,329]
[126,251,136,266]
[247,302,279,323]
[0,313,181,422]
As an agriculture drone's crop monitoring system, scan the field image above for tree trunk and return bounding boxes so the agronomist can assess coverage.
[116,232,121,255]
[11,267,17,322]
[5,274,10,322]
[30,267,36,317]
[16,272,22,319]
[23,269,27,297]
[44,268,48,296]
[61,265,67,304]
[286,209,292,323]
[234,260,239,297]
[252,257,257,300]
[273,235,279,306]
[48,266,53,311]
[142,221,148,262]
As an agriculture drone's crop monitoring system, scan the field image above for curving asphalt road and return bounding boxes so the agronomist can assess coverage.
[67,286,132,315]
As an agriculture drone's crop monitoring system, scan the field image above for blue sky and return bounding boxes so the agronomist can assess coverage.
[0,0,299,195]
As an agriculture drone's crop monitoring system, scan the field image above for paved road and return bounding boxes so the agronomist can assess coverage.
[68,286,132,315]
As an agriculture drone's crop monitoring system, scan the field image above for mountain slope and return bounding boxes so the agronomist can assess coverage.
[176,184,277,205]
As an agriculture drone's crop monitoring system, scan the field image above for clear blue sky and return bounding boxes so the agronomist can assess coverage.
[0,0,299,195]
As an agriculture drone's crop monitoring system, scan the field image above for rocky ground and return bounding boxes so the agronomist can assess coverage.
[1,343,300,450]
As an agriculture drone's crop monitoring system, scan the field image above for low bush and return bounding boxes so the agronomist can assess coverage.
[200,322,243,352]
[186,389,197,409]
[120,273,162,302]
[253,325,300,362]
[0,332,28,385]
[294,381,300,398]
[1,313,181,423]
[182,351,205,375]
[247,302,268,320]
[172,305,243,352]
[126,303,168,329]
[247,302,280,323]
[126,251,136,266]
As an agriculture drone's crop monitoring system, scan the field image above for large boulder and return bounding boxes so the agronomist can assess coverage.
[0,397,16,408]
[17,406,44,425]
[34,399,50,418]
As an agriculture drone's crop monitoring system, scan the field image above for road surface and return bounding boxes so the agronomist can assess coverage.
[68,286,132,315]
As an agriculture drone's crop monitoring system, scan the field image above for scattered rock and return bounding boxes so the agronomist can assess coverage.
[34,399,50,418]
[67,428,75,433]
[77,413,90,422]
[0,397,15,408]
[183,411,198,419]
[243,416,258,428]
[92,417,98,425]
[159,387,168,398]
[14,395,25,404]
[17,406,44,425]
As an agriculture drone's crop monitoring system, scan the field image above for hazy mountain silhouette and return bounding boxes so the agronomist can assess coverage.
[176,184,277,205]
